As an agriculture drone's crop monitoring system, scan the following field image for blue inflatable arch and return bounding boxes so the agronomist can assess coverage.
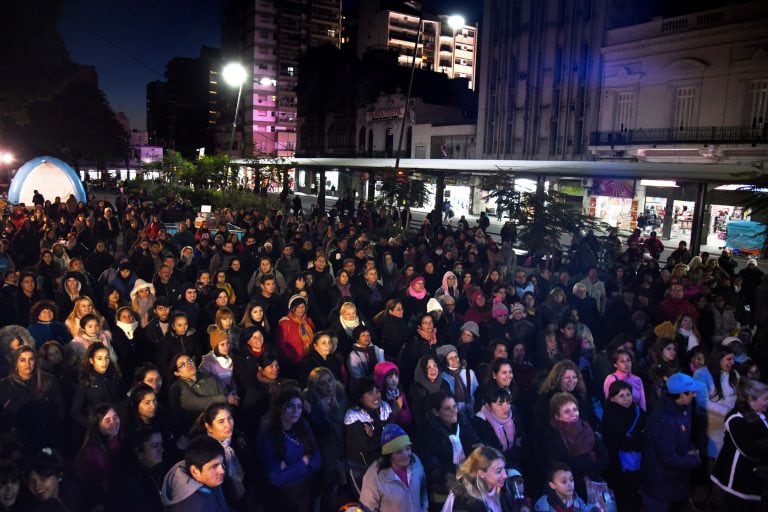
[8,156,87,205]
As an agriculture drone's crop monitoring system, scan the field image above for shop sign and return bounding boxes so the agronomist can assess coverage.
[559,183,583,196]
[593,178,635,198]
[366,107,405,121]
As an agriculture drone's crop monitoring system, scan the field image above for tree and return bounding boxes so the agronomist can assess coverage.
[376,168,431,208]
[483,171,606,255]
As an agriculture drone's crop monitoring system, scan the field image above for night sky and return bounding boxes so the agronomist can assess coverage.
[59,0,481,132]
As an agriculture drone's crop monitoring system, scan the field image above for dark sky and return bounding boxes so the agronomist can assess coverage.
[59,0,480,131]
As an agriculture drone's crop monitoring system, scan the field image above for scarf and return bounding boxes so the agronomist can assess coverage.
[218,437,245,498]
[408,281,427,300]
[337,283,351,298]
[246,344,265,359]
[214,355,233,370]
[414,364,443,395]
[385,386,401,401]
[117,320,139,340]
[136,296,154,327]
[478,405,516,451]
[447,367,468,404]
[79,332,103,344]
[289,313,314,352]
[446,422,465,465]
[549,418,595,458]
[350,344,376,376]
[678,328,699,351]
[441,272,458,298]
[416,326,437,346]
[340,316,360,337]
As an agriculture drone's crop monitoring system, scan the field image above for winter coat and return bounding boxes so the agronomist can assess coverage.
[397,335,439,391]
[693,366,738,458]
[168,373,226,436]
[256,419,321,488]
[344,403,393,469]
[602,401,646,496]
[359,455,428,512]
[373,361,413,428]
[160,461,228,512]
[70,370,123,427]
[640,397,700,503]
[541,420,609,499]
[0,372,66,449]
[711,404,768,501]
[297,346,346,386]
[534,488,592,512]
[415,414,482,503]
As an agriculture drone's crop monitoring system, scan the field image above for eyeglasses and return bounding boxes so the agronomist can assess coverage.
[177,359,194,370]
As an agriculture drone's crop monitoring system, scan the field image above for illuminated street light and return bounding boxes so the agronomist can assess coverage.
[0,152,13,165]
[447,15,465,31]
[222,63,248,155]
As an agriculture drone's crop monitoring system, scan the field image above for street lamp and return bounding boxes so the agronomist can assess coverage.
[0,152,13,165]
[0,151,14,185]
[222,62,248,156]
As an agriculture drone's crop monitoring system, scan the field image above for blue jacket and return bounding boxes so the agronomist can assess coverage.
[257,419,321,488]
[641,397,700,502]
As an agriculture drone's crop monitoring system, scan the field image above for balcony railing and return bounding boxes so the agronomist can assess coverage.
[590,125,767,146]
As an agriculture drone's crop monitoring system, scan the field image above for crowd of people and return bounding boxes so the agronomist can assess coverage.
[0,188,766,512]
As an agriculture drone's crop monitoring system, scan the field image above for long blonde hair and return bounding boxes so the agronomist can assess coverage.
[538,360,587,396]
[65,296,106,338]
[455,446,505,500]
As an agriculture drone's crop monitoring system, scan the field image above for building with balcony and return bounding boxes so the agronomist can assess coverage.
[589,0,768,164]
[222,0,341,158]
[356,1,478,89]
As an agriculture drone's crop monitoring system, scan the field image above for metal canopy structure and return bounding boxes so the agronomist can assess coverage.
[233,157,762,183]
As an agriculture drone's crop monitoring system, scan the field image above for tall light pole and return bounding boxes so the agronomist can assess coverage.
[222,63,248,157]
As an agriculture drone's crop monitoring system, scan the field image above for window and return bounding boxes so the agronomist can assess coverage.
[415,145,427,158]
[327,29,336,38]
[615,92,634,132]
[749,79,768,129]
[673,86,697,129]
[287,66,295,76]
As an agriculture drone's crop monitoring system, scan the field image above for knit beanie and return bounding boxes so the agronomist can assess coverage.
[436,344,458,365]
[381,423,411,455]
[492,302,508,319]
[209,327,228,349]
[510,303,525,315]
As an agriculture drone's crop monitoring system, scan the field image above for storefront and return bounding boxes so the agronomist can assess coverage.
[586,178,638,231]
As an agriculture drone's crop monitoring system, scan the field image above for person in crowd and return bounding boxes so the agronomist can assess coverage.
[534,462,593,512]
[535,360,595,433]
[298,330,345,386]
[471,387,525,471]
[190,403,249,509]
[199,326,236,395]
[344,376,393,495]
[398,313,441,391]
[541,392,608,500]
[160,435,229,512]
[305,367,348,512]
[130,279,156,328]
[415,390,482,510]
[437,344,478,413]
[167,353,237,439]
[347,324,385,385]
[693,346,739,461]
[276,294,315,379]
[74,404,123,505]
[640,373,701,512]
[373,360,412,429]
[603,348,646,411]
[0,462,21,512]
[64,296,106,339]
[0,346,66,451]
[69,312,116,366]
[70,342,123,429]
[373,299,411,362]
[23,449,84,512]
[359,423,428,512]
[710,379,768,508]
[257,386,321,512]
[107,427,168,512]
[602,380,646,512]
[111,306,144,387]
[409,355,450,427]
[122,382,175,447]
[26,301,70,349]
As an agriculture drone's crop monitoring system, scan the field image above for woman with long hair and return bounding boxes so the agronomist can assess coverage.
[0,346,65,451]
[122,383,175,448]
[239,302,271,337]
[373,299,410,362]
[74,404,123,505]
[409,355,450,427]
[444,446,518,511]
[693,346,740,460]
[602,348,647,411]
[305,367,349,512]
[65,296,107,339]
[327,299,366,357]
[70,342,123,429]
[256,386,320,512]
[214,307,241,352]
[534,360,596,434]
[190,403,249,508]
[130,279,156,328]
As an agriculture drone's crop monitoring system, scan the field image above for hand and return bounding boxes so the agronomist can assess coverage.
[227,392,240,406]
[302,455,311,466]
[363,423,374,437]
[280,461,287,470]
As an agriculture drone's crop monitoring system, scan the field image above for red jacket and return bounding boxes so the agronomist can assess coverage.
[277,314,315,364]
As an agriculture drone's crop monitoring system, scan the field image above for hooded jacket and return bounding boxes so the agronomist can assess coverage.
[160,461,228,512]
